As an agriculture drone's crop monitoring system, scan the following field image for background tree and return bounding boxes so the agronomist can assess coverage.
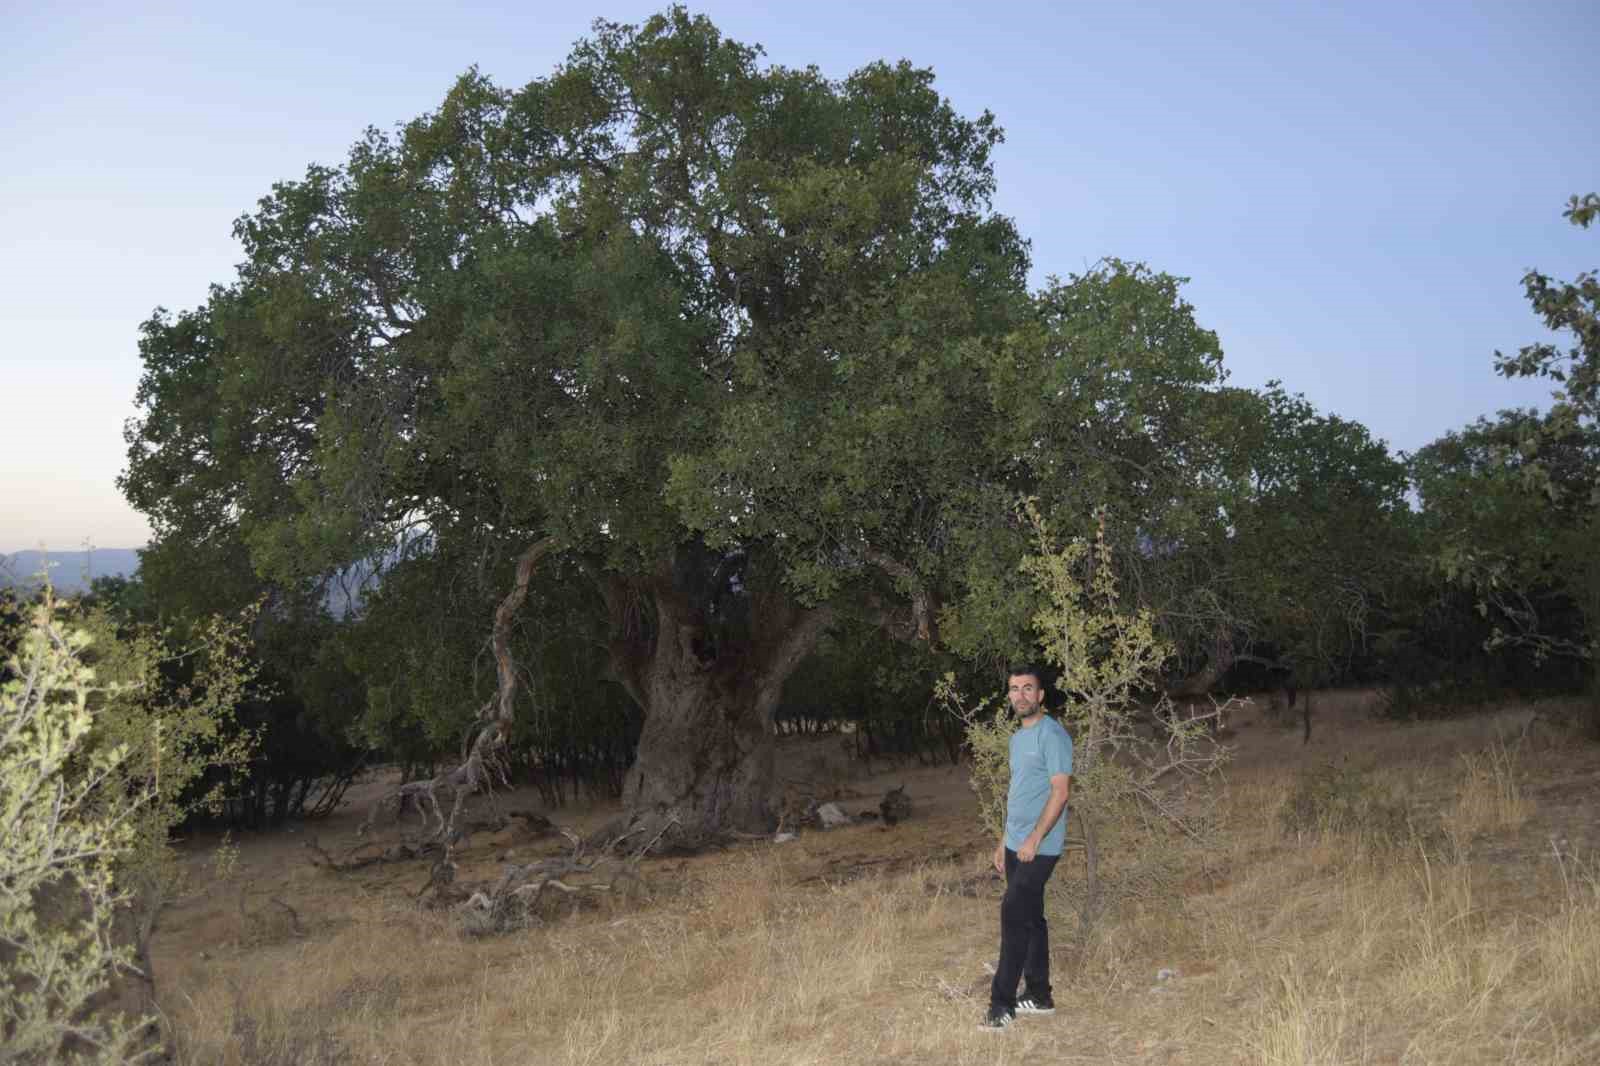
[340,544,641,805]
[118,532,368,828]
[1411,409,1598,722]
[775,619,969,766]
[1493,193,1600,494]
[936,261,1232,668]
[1412,195,1600,730]
[1209,384,1414,699]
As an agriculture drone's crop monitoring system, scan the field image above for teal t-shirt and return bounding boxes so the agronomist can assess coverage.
[1004,715,1074,856]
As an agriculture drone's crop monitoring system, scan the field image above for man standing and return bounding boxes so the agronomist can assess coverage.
[980,664,1073,1031]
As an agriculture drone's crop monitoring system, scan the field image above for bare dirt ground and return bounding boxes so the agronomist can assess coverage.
[148,691,1600,1065]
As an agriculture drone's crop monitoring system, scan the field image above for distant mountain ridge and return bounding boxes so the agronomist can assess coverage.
[1,549,141,595]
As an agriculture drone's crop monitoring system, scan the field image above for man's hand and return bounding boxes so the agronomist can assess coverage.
[1017,834,1039,863]
[992,842,1005,874]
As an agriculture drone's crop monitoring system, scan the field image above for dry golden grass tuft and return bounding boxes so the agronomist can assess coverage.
[1445,738,1534,842]
[156,700,1600,1066]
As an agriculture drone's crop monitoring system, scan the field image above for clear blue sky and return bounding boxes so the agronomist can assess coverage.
[2,1,1594,550]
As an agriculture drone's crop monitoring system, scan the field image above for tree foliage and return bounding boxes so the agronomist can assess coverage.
[1413,195,1600,728]
[1212,384,1414,688]
[1412,410,1599,682]
[1494,193,1600,490]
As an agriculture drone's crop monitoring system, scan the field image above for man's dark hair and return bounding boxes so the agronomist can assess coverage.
[1006,662,1047,687]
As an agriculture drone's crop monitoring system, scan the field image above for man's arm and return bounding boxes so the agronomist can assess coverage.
[1016,773,1071,862]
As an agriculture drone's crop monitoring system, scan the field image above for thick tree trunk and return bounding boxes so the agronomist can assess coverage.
[622,669,780,834]
[604,560,833,842]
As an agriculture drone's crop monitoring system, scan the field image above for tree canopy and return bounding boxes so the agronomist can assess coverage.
[124,9,1250,836]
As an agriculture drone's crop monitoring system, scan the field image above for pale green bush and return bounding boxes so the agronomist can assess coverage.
[2,597,154,1062]
[1,594,255,1063]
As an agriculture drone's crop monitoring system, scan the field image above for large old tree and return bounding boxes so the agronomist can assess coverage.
[123,9,1228,838]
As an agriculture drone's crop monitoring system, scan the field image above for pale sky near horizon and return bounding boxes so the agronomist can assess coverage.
[2,1,1595,551]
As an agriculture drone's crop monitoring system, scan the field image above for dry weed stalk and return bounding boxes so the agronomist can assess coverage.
[1245,967,1349,1066]
[1446,738,1534,841]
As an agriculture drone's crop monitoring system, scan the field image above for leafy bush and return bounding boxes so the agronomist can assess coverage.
[2,597,156,1062]
[1,593,254,1062]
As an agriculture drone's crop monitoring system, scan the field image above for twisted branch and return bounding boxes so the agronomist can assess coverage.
[358,537,560,840]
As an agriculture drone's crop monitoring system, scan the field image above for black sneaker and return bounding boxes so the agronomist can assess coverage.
[1016,993,1055,1015]
[977,1005,1015,1031]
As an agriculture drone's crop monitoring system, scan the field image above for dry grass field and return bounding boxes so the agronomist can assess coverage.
[148,692,1600,1065]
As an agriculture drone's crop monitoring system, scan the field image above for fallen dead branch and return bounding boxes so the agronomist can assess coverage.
[452,812,677,933]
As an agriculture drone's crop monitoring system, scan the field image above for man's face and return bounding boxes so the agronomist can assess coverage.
[1007,673,1045,718]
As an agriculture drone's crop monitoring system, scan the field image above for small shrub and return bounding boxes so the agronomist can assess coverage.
[946,501,1230,960]
[1,592,254,1063]
[1,597,154,1063]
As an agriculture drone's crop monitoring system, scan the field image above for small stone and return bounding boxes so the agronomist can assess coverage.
[816,802,850,829]
[773,831,798,844]
[1156,968,1178,982]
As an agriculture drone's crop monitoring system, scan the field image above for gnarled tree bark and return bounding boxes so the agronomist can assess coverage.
[596,553,835,846]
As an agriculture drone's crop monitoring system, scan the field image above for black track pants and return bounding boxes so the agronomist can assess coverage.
[990,847,1059,1009]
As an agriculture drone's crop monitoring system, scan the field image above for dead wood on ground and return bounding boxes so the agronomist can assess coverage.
[452,814,677,933]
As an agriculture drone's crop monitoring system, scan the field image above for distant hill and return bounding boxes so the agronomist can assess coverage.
[0,548,387,613]
[1,549,141,596]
